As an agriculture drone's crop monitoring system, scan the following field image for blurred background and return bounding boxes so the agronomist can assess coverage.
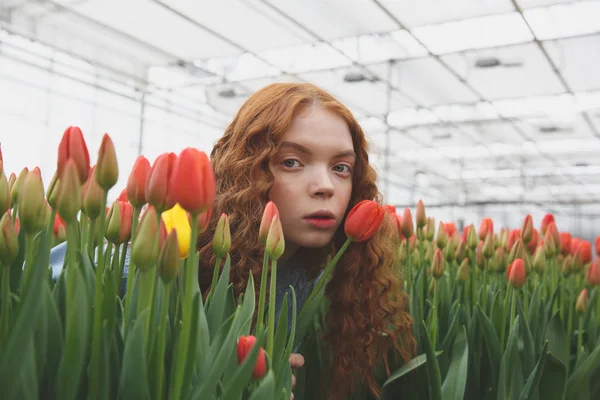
[1,0,599,241]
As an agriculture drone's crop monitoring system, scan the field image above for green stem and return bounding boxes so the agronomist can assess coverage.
[306,238,352,304]
[576,315,584,364]
[501,287,511,349]
[155,283,172,400]
[1,264,11,344]
[89,197,107,398]
[267,258,278,357]
[21,234,34,291]
[207,256,223,304]
[509,288,517,336]
[80,213,88,251]
[116,243,128,295]
[596,287,600,325]
[406,239,412,293]
[431,280,439,350]
[256,251,270,332]
[566,291,574,374]
[87,218,96,259]
[470,255,477,313]
[137,269,156,349]
[482,263,488,313]
[124,206,141,334]
[171,213,199,400]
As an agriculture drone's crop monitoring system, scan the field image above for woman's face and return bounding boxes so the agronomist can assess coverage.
[269,104,355,260]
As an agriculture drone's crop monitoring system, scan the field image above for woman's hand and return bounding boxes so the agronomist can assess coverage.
[289,353,305,400]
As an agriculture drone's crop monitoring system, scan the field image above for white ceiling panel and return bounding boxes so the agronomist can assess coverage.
[456,121,524,144]
[523,1,600,40]
[412,13,533,54]
[441,43,565,99]
[263,0,398,40]
[516,113,597,142]
[332,31,428,64]
[257,43,351,73]
[377,0,514,28]
[544,35,600,92]
[517,0,576,8]
[51,0,241,59]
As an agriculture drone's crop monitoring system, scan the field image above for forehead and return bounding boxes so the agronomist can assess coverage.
[280,104,354,151]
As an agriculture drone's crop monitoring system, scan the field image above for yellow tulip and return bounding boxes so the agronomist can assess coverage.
[161,203,191,259]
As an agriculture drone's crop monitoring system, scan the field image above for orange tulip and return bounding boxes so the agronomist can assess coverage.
[265,214,285,260]
[443,222,457,238]
[344,200,385,242]
[560,232,572,256]
[570,237,581,256]
[546,222,561,253]
[432,248,444,279]
[169,148,215,215]
[479,218,494,241]
[237,335,267,379]
[507,258,526,289]
[259,201,279,245]
[382,205,396,215]
[540,213,555,236]
[57,126,90,183]
[595,235,600,257]
[95,133,119,191]
[127,155,151,208]
[402,208,414,238]
[521,214,533,244]
[416,200,426,229]
[105,201,134,245]
[506,229,521,253]
[146,152,178,213]
[117,188,128,202]
[527,229,539,254]
[587,261,600,286]
[53,213,66,237]
[574,240,592,265]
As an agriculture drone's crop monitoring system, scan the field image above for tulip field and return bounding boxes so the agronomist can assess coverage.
[1,127,600,399]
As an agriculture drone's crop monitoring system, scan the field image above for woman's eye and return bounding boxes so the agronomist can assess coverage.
[282,159,300,168]
[333,164,351,174]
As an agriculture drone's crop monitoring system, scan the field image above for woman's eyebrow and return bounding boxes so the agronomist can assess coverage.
[279,141,356,159]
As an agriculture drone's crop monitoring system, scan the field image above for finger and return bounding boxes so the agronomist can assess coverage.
[290,393,294,400]
[289,353,305,369]
[291,373,296,388]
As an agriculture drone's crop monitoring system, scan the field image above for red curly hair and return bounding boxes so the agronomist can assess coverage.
[196,82,414,399]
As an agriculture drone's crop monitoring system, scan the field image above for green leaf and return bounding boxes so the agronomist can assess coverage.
[423,321,442,400]
[518,299,536,378]
[539,352,566,400]
[248,370,276,400]
[440,304,461,354]
[272,293,289,371]
[498,317,521,400]
[117,310,150,400]
[441,326,469,400]
[490,290,505,341]
[41,281,63,394]
[221,329,267,400]
[545,313,569,370]
[528,285,543,355]
[206,254,232,337]
[182,292,202,398]
[8,227,26,293]
[519,341,549,400]
[383,352,440,388]
[17,335,38,400]
[566,340,600,399]
[476,304,502,399]
[294,285,325,351]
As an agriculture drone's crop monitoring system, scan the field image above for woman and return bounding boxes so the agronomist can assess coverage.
[195,83,415,399]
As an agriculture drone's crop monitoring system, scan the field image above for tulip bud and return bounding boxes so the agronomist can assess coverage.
[444,238,456,263]
[533,246,545,274]
[127,156,151,208]
[382,205,396,215]
[169,148,215,215]
[587,261,600,286]
[561,232,572,256]
[428,278,437,296]
[57,160,82,223]
[507,258,526,289]
[546,222,561,253]
[159,230,181,284]
[544,233,556,258]
[482,233,494,259]
[259,201,279,245]
[82,166,104,219]
[237,335,267,380]
[424,243,432,263]
[146,152,177,214]
[344,200,385,242]
[521,214,533,244]
[53,212,67,241]
[213,213,231,259]
[574,240,592,265]
[409,235,417,252]
[476,242,486,271]
[540,213,555,236]
[402,208,414,238]
[398,238,408,263]
[432,248,444,279]
[435,221,448,249]
[509,238,527,265]
[411,248,420,265]
[562,255,572,277]
[393,213,403,240]
[105,202,121,242]
[479,218,494,241]
[575,289,588,314]
[443,222,457,238]
[18,168,46,233]
[95,133,119,191]
[117,188,128,202]
[131,206,160,271]
[467,224,478,250]
[527,229,539,254]
[57,126,90,184]
[506,229,521,253]
[416,200,426,229]
[0,212,19,265]
[45,171,60,209]
[425,217,435,241]
[11,167,28,205]
[162,203,191,259]
[495,246,508,272]
[105,201,133,245]
[457,258,469,282]
[0,169,9,216]
[7,173,16,200]
[455,240,467,264]
[266,214,285,260]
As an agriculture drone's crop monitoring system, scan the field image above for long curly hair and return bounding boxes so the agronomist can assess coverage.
[196,82,415,399]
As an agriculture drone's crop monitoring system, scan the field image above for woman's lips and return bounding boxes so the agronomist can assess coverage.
[303,217,336,228]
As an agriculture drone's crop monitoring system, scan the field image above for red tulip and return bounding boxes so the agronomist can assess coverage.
[479,218,494,241]
[57,126,90,183]
[527,229,539,254]
[461,226,470,244]
[82,166,104,219]
[95,133,119,191]
[117,188,129,202]
[259,201,279,244]
[382,205,396,215]
[115,201,134,244]
[53,213,66,237]
[570,237,581,256]
[265,214,285,260]
[402,208,414,238]
[560,232,572,256]
[595,236,600,257]
[540,213,555,236]
[546,222,560,252]
[146,152,178,213]
[521,215,533,244]
[191,207,212,235]
[587,261,600,286]
[169,148,215,215]
[127,156,151,208]
[344,200,385,242]
[575,240,592,265]
[507,258,526,289]
[394,213,403,240]
[443,222,457,238]
[237,335,267,379]
[506,229,521,253]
